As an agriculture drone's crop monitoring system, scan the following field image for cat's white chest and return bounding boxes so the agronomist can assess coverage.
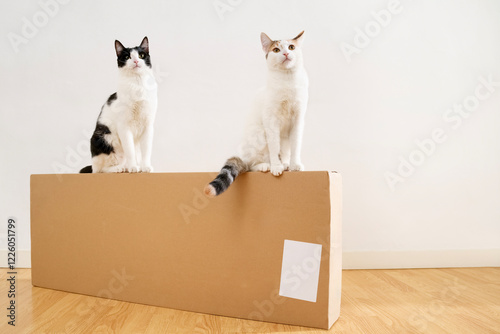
[131,100,147,121]
[114,73,157,135]
[277,98,296,119]
[267,70,308,119]
[271,85,303,119]
[123,77,157,102]
[125,99,154,136]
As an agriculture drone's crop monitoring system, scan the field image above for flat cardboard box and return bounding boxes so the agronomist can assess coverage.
[30,171,342,329]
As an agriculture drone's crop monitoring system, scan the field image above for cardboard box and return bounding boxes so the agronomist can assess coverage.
[30,171,342,329]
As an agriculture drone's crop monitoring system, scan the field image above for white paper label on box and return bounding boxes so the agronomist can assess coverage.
[279,240,322,303]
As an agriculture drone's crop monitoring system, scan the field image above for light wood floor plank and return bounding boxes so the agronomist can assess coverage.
[1,268,498,333]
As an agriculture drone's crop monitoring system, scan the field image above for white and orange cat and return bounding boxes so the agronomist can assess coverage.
[205,31,308,197]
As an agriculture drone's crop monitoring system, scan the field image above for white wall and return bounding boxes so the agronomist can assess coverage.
[1,0,499,268]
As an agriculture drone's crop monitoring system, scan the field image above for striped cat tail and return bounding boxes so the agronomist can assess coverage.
[204,157,248,197]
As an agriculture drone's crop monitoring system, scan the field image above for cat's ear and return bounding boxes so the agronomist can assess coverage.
[292,30,305,46]
[115,40,125,57]
[260,32,273,53]
[140,36,149,53]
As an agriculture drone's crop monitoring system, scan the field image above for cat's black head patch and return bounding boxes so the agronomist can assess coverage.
[116,47,130,68]
[133,45,152,68]
[106,92,117,105]
[114,37,152,68]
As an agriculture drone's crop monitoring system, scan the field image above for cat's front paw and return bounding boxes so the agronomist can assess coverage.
[289,162,304,171]
[126,165,140,173]
[270,164,285,176]
[141,165,153,173]
[109,165,126,173]
[253,163,270,172]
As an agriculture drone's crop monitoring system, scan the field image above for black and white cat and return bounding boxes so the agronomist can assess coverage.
[80,37,158,173]
[205,31,308,197]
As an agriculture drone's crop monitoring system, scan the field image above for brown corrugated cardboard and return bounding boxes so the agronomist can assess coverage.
[30,171,342,329]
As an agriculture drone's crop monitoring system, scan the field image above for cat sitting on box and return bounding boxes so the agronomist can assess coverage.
[80,37,158,174]
[205,31,309,197]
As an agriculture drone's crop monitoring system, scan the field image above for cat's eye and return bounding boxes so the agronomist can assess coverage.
[125,56,130,60]
[273,47,280,53]
[288,45,295,50]
[139,53,145,59]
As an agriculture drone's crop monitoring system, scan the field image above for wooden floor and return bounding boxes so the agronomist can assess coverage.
[1,268,499,333]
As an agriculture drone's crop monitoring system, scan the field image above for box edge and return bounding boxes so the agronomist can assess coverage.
[327,172,342,328]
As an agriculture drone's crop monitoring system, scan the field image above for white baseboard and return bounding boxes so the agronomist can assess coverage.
[0,249,498,269]
[0,250,31,268]
[343,249,500,269]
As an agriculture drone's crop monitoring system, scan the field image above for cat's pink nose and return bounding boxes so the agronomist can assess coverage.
[134,60,139,64]
[284,53,289,57]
